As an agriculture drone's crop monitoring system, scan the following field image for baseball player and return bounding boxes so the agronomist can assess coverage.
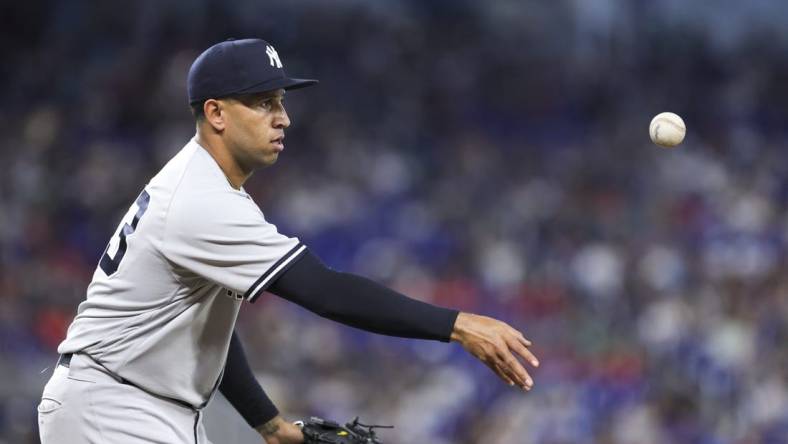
[37,38,539,444]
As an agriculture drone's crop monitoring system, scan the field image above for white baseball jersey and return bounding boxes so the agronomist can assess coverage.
[58,138,306,408]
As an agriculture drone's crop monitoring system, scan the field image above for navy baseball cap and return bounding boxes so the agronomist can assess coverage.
[187,38,317,104]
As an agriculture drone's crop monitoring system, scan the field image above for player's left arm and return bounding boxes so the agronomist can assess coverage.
[220,331,304,444]
[268,251,539,390]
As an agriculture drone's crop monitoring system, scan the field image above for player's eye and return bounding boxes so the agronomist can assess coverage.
[259,99,274,111]
[259,98,284,112]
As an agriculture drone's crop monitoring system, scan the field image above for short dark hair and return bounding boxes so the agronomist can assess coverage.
[190,101,205,121]
[189,93,269,121]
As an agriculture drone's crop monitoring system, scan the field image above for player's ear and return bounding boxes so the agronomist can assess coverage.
[203,99,226,132]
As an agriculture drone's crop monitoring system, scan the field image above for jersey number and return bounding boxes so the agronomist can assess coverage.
[99,190,150,275]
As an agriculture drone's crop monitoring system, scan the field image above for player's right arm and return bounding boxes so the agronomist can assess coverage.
[162,167,537,390]
[268,251,539,391]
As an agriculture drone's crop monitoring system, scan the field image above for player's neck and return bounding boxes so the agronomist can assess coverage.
[194,133,250,190]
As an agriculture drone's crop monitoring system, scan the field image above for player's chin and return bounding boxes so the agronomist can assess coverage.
[258,151,280,167]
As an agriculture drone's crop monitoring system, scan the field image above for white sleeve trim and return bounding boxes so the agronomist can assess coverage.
[244,243,307,303]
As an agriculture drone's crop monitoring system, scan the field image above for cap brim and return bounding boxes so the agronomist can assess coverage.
[280,78,319,91]
[238,77,318,95]
[189,77,318,104]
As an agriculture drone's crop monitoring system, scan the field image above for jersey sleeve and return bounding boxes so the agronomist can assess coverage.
[162,190,306,302]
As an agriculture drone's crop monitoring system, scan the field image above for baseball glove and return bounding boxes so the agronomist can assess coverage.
[295,416,391,444]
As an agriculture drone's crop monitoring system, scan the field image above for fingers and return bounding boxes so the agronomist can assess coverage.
[508,335,539,368]
[495,330,539,390]
[517,332,532,348]
[476,344,520,388]
[507,326,534,349]
[496,347,533,390]
[491,362,516,386]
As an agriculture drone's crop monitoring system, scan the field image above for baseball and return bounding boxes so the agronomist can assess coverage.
[649,112,686,148]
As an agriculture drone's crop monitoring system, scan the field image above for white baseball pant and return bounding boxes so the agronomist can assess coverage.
[38,353,213,444]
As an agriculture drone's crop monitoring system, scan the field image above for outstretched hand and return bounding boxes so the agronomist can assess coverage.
[450,312,539,390]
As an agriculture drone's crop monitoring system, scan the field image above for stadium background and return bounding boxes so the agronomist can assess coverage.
[2,1,788,443]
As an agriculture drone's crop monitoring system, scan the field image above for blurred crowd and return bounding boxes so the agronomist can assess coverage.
[2,1,788,443]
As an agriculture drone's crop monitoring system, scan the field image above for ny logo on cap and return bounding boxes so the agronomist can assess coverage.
[266,45,283,68]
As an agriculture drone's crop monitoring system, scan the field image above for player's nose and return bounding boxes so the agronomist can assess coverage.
[273,108,290,129]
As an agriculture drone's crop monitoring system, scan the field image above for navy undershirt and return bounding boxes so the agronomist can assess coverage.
[219,250,460,428]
